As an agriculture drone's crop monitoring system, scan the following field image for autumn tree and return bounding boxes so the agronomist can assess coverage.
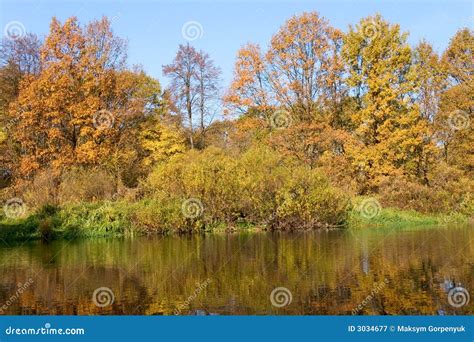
[436,28,473,172]
[342,14,435,189]
[0,33,42,185]
[224,43,271,115]
[226,12,344,123]
[8,17,159,187]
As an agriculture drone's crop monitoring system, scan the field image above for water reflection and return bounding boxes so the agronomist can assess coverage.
[0,225,472,315]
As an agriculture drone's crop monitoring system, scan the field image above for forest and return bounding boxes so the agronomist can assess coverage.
[0,12,472,240]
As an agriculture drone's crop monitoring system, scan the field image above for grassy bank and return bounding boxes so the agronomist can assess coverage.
[349,207,469,227]
[1,199,471,243]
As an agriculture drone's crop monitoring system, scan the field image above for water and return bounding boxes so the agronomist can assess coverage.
[0,225,472,315]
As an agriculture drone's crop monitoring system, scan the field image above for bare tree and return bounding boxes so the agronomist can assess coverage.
[196,51,221,147]
[163,44,221,149]
[163,44,199,148]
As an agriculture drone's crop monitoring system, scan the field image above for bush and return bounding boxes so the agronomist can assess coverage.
[58,168,115,204]
[142,146,350,231]
[379,163,473,215]
[22,168,60,208]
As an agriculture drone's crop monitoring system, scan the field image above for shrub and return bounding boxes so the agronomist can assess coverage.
[143,146,350,231]
[58,168,115,204]
[379,163,473,215]
[22,168,60,208]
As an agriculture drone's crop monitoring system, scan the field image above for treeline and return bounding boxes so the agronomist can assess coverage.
[0,13,472,234]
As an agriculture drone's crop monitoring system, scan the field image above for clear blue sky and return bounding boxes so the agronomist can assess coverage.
[1,0,472,88]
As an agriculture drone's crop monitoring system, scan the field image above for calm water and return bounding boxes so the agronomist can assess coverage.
[0,225,473,315]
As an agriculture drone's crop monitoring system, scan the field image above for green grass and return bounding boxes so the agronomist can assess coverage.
[348,207,469,227]
[0,200,471,243]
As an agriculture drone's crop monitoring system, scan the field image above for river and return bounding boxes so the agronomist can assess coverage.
[0,225,472,315]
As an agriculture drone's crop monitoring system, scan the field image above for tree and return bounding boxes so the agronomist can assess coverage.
[7,17,145,182]
[343,14,433,189]
[0,33,42,184]
[225,12,344,123]
[163,44,221,149]
[224,43,271,115]
[435,28,473,172]
[195,51,221,147]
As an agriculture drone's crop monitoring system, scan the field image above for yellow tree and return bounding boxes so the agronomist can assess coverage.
[343,14,432,189]
[436,28,473,173]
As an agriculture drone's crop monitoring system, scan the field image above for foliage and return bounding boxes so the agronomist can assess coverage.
[144,146,349,231]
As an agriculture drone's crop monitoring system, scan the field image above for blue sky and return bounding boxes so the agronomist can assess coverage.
[1,0,472,88]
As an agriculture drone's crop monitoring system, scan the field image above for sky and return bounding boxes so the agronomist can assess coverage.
[0,0,472,88]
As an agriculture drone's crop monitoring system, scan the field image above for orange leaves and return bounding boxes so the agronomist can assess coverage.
[8,16,145,179]
[225,12,344,122]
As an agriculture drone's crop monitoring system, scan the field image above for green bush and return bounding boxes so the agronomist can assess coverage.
[142,146,350,231]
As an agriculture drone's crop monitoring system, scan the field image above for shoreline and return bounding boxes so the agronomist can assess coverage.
[0,202,470,243]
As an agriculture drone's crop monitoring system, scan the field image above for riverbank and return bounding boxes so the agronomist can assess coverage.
[0,200,470,243]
